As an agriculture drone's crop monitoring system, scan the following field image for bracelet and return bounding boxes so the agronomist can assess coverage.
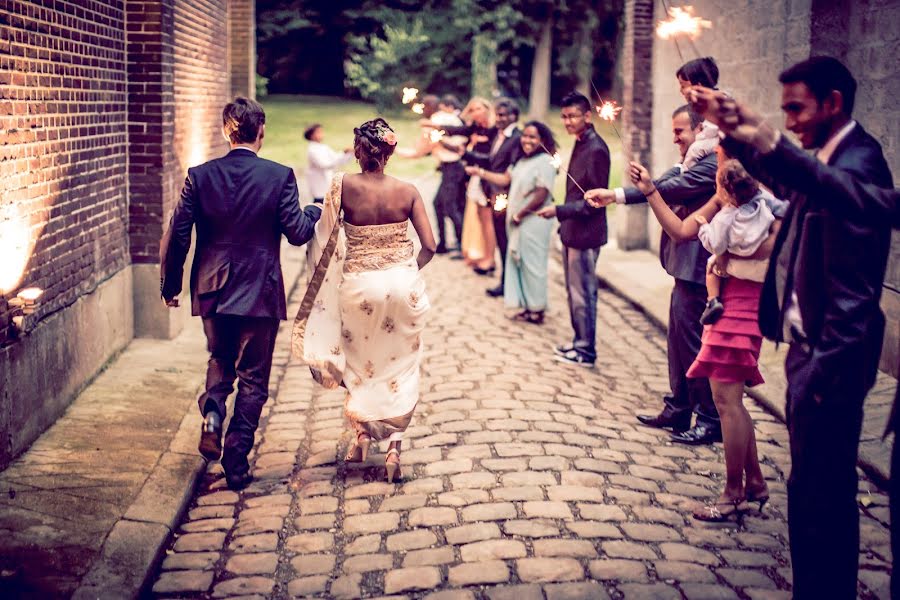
[643,187,657,198]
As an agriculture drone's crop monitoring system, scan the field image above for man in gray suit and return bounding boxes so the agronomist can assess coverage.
[161,97,322,490]
[587,105,721,445]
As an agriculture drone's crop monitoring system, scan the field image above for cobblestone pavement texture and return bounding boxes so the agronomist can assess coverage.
[150,247,894,599]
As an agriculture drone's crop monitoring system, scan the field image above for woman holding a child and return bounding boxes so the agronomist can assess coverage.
[596,147,784,522]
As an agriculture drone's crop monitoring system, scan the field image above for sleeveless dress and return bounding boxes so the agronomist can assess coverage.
[686,277,764,386]
[293,174,430,442]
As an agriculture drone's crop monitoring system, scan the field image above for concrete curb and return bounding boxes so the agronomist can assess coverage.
[70,243,308,599]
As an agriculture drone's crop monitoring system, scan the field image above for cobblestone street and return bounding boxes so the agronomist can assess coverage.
[150,250,894,599]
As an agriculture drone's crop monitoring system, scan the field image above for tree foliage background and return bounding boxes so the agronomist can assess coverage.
[257,0,623,112]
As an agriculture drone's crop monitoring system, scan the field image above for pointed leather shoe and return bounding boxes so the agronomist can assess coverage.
[636,411,691,433]
[198,411,223,461]
[486,285,504,298]
[670,423,723,445]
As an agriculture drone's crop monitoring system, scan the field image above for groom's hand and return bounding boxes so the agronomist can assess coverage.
[163,297,180,308]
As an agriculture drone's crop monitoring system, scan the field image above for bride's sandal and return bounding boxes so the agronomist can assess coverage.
[385,448,402,483]
[345,432,371,463]
[692,497,745,522]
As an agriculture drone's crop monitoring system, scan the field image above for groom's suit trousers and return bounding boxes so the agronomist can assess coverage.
[200,314,279,476]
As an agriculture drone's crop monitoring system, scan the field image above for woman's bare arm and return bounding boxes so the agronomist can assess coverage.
[409,186,436,269]
[467,165,511,187]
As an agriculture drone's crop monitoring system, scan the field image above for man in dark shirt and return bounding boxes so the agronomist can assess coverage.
[536,92,611,368]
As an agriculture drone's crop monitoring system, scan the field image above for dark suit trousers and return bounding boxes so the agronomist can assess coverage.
[435,161,466,248]
[493,207,508,286]
[199,315,280,476]
[665,279,718,425]
[785,343,865,600]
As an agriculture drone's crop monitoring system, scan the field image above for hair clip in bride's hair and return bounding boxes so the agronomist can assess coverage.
[375,126,397,146]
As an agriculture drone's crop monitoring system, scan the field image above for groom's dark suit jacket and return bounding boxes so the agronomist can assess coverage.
[160,148,322,319]
[463,127,523,198]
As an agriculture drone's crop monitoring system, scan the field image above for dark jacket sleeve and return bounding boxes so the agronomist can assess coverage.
[278,169,322,245]
[623,159,717,207]
[160,171,196,300]
[440,124,472,136]
[462,148,491,168]
[755,135,899,226]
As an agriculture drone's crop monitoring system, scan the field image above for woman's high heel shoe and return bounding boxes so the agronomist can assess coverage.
[345,432,371,463]
[692,497,745,522]
[385,448,402,483]
[745,489,770,513]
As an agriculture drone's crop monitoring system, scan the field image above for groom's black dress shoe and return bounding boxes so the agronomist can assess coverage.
[486,285,504,297]
[225,471,252,491]
[435,244,449,254]
[636,411,691,433]
[670,423,723,445]
[198,411,223,461]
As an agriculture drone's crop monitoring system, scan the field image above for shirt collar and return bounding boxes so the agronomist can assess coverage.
[231,145,258,155]
[502,123,518,137]
[816,120,856,164]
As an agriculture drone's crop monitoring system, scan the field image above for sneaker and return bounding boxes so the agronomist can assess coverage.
[553,349,595,367]
[699,297,725,325]
[551,343,575,357]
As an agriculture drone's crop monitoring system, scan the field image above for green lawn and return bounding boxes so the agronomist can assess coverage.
[259,94,624,204]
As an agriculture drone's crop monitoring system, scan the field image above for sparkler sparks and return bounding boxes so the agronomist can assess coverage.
[656,6,712,40]
[429,129,445,143]
[411,103,425,115]
[402,87,419,104]
[596,100,623,122]
[543,146,586,195]
[493,194,508,212]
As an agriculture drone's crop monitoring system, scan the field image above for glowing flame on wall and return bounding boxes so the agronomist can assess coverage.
[0,208,34,295]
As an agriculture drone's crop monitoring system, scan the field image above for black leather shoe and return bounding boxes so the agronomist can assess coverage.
[486,285,504,297]
[670,423,723,445]
[636,411,691,433]
[225,471,252,491]
[198,411,223,460]
[435,244,449,254]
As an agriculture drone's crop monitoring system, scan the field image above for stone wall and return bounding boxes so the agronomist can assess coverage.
[619,0,900,374]
[0,0,255,468]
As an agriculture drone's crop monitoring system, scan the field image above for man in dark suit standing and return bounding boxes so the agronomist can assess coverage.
[161,97,322,490]
[586,106,722,446]
[459,97,523,297]
[693,56,894,599]
[536,92,610,368]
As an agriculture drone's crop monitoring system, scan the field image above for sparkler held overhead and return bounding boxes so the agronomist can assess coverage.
[656,5,712,40]
[401,87,419,104]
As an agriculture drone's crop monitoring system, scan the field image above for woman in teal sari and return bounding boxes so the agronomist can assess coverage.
[467,121,557,323]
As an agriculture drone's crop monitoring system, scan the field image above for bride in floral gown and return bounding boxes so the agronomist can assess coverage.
[293,118,436,482]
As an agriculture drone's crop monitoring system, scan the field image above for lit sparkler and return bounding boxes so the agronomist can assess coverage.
[543,145,586,195]
[402,87,419,104]
[493,194,509,212]
[411,103,425,115]
[429,129,445,143]
[595,99,624,144]
[656,6,712,40]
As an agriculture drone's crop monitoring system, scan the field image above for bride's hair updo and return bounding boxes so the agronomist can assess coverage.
[353,118,397,172]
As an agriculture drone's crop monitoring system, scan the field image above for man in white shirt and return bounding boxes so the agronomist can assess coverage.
[304,124,353,203]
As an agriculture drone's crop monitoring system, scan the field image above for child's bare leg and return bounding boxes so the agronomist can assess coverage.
[706,268,721,300]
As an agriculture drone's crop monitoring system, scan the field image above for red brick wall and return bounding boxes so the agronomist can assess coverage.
[228,0,256,98]
[127,0,229,265]
[0,0,129,346]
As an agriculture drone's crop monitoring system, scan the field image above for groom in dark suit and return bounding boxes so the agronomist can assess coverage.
[161,97,322,490]
[693,57,893,599]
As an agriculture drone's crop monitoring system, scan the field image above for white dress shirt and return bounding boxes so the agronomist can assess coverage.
[307,141,353,199]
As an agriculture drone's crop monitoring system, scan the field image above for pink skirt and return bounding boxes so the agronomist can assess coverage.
[687,277,765,387]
